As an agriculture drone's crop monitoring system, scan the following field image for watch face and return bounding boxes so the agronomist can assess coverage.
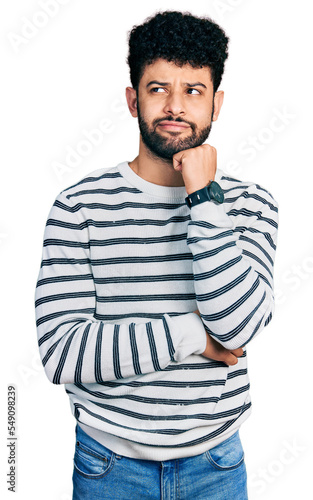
[209,181,224,204]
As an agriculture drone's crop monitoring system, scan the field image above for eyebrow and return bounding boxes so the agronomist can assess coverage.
[146,80,207,89]
[186,82,207,89]
[146,81,169,88]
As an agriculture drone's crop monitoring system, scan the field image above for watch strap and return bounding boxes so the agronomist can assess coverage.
[185,181,224,208]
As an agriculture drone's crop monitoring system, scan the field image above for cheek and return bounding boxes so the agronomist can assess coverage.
[140,94,167,116]
[198,108,214,127]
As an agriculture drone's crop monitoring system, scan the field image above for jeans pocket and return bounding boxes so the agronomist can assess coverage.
[206,431,245,471]
[74,439,115,479]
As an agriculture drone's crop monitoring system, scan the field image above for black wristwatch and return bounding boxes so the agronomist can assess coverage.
[185,181,224,208]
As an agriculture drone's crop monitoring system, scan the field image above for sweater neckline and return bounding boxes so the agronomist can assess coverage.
[117,161,222,201]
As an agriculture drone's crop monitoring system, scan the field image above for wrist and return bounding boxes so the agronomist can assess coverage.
[185,180,224,208]
[185,179,212,196]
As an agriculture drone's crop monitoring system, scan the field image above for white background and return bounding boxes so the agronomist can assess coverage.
[1,1,312,498]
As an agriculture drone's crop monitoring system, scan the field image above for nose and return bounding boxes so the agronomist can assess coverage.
[163,91,185,117]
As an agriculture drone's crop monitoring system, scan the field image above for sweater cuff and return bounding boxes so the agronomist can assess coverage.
[190,201,233,228]
[166,313,207,362]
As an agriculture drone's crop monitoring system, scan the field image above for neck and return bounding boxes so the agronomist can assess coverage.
[129,137,185,187]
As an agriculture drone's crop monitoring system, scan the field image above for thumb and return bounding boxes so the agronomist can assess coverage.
[173,152,184,171]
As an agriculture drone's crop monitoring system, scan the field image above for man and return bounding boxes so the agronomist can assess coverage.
[35,11,278,500]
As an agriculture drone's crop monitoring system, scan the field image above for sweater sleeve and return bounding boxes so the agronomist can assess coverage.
[187,185,278,350]
[35,193,207,385]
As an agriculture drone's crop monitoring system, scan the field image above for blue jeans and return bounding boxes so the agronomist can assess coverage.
[72,425,248,499]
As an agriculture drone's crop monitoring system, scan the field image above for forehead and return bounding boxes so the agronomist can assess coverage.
[139,58,213,86]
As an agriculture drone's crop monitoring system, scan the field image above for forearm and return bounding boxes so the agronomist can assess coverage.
[36,298,206,385]
[187,197,278,349]
[35,192,207,385]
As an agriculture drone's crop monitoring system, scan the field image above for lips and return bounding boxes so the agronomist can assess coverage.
[157,120,190,131]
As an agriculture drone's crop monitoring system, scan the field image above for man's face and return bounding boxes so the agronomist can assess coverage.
[133,59,218,160]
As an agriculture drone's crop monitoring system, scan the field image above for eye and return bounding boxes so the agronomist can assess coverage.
[187,88,201,95]
[151,87,166,93]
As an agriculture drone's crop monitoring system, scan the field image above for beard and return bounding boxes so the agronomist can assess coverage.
[137,105,213,160]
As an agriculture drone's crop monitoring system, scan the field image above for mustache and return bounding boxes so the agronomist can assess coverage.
[153,116,196,131]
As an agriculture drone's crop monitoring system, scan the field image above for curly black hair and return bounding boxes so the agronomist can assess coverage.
[127,11,229,93]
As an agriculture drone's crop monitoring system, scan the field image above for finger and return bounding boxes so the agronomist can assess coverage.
[172,151,185,171]
[218,351,239,366]
[202,351,238,366]
[230,347,244,358]
[226,353,240,366]
[173,162,182,172]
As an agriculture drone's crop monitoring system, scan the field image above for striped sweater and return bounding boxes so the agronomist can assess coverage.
[35,161,278,460]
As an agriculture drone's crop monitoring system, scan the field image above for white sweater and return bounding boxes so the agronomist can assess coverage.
[35,161,278,460]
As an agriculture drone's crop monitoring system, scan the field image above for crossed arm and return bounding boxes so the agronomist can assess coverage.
[35,146,277,384]
[35,186,277,384]
[193,309,244,365]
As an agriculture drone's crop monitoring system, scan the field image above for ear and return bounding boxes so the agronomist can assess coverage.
[212,90,224,122]
[125,87,138,118]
